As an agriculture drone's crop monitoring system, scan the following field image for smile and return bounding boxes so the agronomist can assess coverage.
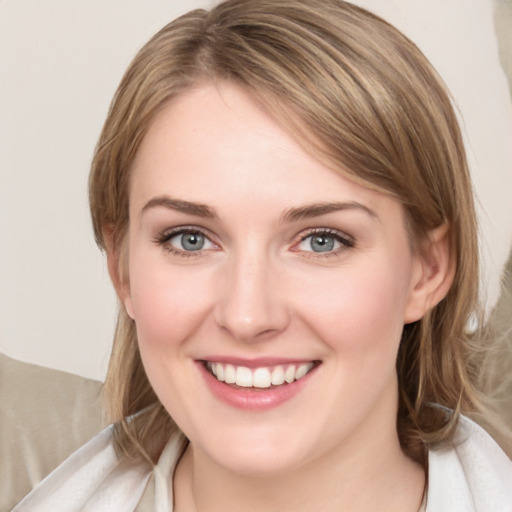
[205,361,316,389]
[198,358,321,410]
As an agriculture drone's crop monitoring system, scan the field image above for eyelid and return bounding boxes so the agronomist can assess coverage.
[291,227,355,255]
[153,225,354,258]
[153,225,219,255]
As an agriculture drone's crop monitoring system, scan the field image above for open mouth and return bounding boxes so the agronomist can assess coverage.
[204,361,320,389]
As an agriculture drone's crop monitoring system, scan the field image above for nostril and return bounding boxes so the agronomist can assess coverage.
[217,320,281,342]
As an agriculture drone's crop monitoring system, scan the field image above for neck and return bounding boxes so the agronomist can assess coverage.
[173,417,425,512]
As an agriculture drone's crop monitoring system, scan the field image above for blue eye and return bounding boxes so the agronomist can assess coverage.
[171,232,206,251]
[309,234,336,252]
[297,230,353,254]
[157,229,216,254]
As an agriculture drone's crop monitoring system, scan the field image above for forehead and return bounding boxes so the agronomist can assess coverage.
[129,83,402,224]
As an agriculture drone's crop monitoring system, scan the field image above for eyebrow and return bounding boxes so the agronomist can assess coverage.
[141,196,377,223]
[141,196,218,218]
[281,201,378,223]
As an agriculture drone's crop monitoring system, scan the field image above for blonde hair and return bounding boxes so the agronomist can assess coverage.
[90,0,485,464]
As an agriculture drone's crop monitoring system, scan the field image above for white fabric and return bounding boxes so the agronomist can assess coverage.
[153,433,188,512]
[427,416,512,511]
[11,426,152,512]
[12,416,512,511]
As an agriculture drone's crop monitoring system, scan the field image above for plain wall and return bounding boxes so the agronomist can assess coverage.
[1,0,511,381]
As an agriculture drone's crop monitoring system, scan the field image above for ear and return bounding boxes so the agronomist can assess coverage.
[103,225,135,320]
[404,224,455,324]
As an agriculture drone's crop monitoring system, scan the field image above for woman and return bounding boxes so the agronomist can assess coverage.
[14,0,512,510]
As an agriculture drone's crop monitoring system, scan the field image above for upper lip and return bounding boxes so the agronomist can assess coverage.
[198,357,320,368]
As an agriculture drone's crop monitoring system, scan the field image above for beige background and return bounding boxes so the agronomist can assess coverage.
[1,0,511,381]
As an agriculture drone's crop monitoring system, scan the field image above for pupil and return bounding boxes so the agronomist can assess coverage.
[182,233,204,251]
[311,235,334,252]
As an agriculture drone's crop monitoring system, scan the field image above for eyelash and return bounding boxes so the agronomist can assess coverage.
[153,226,355,258]
[153,226,217,258]
[293,228,355,258]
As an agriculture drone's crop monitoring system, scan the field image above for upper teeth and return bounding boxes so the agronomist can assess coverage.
[206,362,315,388]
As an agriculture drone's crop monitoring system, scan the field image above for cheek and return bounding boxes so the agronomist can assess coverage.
[296,257,413,357]
[126,254,218,412]
[126,252,215,350]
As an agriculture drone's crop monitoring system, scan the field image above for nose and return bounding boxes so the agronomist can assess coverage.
[214,250,290,342]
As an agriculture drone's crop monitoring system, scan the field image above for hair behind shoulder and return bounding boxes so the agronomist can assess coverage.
[89,0,497,464]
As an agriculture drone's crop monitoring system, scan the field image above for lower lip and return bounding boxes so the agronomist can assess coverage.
[197,362,318,411]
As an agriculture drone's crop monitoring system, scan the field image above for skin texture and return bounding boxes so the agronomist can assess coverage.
[111,83,453,511]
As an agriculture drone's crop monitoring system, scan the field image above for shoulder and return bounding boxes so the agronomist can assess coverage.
[427,415,512,512]
[11,424,153,512]
[0,354,104,510]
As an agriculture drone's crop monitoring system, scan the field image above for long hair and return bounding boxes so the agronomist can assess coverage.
[89,0,485,464]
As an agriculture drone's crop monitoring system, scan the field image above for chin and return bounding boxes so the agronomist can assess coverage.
[190,423,310,476]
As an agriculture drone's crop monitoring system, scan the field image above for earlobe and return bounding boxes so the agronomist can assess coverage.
[103,225,135,320]
[404,224,455,324]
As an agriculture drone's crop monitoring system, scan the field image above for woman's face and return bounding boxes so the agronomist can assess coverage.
[122,83,426,475]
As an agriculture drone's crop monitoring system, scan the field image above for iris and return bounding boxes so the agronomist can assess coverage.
[310,234,335,252]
